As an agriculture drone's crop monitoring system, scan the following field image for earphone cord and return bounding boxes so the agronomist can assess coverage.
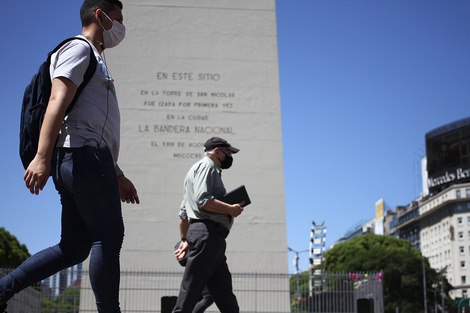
[89,49,111,164]
[98,49,111,149]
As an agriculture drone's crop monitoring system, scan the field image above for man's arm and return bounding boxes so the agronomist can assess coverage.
[194,164,243,217]
[179,217,189,239]
[115,164,140,204]
[202,199,244,217]
[24,77,77,195]
[174,218,190,260]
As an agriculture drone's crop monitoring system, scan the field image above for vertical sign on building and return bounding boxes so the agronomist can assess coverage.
[81,1,289,312]
[375,199,384,235]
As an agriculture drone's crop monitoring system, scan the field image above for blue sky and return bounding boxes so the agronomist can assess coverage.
[1,1,470,274]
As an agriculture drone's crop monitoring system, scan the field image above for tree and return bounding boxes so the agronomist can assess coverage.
[41,288,80,313]
[289,271,310,312]
[0,227,30,267]
[325,234,455,313]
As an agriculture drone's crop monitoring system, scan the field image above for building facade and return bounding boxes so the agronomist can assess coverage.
[42,263,82,298]
[395,117,470,298]
[336,117,470,298]
[417,183,470,298]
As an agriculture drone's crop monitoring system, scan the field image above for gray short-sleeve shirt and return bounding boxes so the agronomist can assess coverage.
[179,157,233,230]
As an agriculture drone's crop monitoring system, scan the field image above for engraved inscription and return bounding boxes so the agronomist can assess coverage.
[137,71,237,158]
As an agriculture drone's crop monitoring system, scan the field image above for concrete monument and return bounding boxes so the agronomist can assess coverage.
[83,0,288,311]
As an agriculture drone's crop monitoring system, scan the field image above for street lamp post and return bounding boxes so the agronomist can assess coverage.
[423,257,427,313]
[440,266,448,313]
[458,297,468,313]
[427,289,437,313]
[288,247,308,312]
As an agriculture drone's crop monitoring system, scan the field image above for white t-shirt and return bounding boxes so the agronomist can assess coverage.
[49,35,120,163]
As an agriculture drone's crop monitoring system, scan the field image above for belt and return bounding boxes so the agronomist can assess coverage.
[190,219,230,239]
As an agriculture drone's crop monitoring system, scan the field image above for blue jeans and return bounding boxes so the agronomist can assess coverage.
[0,146,124,313]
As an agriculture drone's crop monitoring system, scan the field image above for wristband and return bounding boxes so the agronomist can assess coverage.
[181,238,187,242]
[116,169,124,179]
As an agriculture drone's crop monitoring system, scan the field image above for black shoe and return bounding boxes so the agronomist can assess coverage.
[0,302,7,313]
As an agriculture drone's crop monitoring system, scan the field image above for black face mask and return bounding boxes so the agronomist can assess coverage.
[218,149,233,169]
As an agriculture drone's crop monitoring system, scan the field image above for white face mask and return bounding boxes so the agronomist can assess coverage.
[98,11,125,49]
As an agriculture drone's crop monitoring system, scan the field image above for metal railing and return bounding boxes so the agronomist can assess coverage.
[0,268,383,313]
[290,271,384,313]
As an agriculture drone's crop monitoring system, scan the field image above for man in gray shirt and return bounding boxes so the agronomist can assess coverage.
[173,137,244,313]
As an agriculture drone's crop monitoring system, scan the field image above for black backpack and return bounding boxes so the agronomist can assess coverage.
[19,37,97,170]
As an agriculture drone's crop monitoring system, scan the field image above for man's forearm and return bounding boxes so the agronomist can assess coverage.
[202,199,233,214]
[202,198,244,218]
[180,218,189,239]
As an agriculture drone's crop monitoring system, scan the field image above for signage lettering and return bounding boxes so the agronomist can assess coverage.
[137,70,237,159]
[428,167,470,188]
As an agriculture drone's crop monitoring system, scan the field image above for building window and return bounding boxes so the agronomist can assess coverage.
[468,216,470,224]
[458,204,463,211]
[457,190,462,199]
[459,217,464,225]
[459,231,464,240]
[461,261,466,269]
[467,189,470,198]
[460,246,465,254]
[463,276,467,284]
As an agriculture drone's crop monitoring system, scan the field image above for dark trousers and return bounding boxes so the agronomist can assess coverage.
[193,286,213,313]
[172,220,239,313]
[0,146,124,313]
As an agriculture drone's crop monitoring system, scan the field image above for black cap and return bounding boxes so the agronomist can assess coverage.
[204,137,239,153]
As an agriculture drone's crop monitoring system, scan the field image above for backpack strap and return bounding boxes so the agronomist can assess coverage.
[47,37,98,115]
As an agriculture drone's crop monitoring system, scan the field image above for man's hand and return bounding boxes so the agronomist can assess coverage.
[24,156,50,195]
[174,240,189,260]
[228,202,244,217]
[23,77,76,195]
[118,176,140,204]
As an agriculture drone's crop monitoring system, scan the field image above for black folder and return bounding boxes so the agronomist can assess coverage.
[221,185,251,207]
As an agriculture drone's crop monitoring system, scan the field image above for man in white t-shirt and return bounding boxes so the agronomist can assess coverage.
[0,1,138,312]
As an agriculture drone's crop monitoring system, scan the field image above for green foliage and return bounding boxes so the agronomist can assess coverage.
[289,271,310,312]
[325,234,455,313]
[42,288,80,313]
[0,227,30,266]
